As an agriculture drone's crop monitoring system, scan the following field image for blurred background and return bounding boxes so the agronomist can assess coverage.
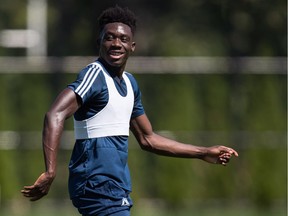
[0,0,286,215]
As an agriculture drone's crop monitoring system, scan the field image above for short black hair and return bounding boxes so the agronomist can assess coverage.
[98,5,137,35]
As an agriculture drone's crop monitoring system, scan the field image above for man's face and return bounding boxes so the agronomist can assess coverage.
[99,22,136,68]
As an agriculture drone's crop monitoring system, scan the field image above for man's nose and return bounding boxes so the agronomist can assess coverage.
[112,38,121,47]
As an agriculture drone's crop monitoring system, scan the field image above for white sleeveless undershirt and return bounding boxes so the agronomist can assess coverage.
[74,65,134,139]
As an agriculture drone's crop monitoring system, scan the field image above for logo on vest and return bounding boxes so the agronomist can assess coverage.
[121,197,130,206]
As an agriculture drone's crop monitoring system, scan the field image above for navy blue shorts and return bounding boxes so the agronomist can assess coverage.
[71,181,132,216]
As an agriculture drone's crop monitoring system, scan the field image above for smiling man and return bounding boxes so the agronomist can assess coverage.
[99,23,135,68]
[21,6,238,216]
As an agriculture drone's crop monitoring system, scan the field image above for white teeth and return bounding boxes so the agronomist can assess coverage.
[110,52,122,56]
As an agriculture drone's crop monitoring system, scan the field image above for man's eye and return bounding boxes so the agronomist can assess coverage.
[105,35,113,41]
[121,36,129,42]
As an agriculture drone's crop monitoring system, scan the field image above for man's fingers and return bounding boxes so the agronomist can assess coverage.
[21,187,47,201]
[220,146,239,157]
[226,147,239,157]
[219,156,230,163]
[22,192,44,201]
[21,185,37,193]
[21,185,44,195]
[232,149,239,157]
[21,188,37,196]
[30,194,45,202]
[22,185,35,190]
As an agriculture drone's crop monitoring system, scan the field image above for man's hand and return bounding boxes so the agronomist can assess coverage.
[202,145,239,166]
[21,172,55,201]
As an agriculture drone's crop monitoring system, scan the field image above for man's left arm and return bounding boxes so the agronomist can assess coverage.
[130,114,238,165]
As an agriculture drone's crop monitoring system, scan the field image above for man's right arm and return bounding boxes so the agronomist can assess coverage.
[21,88,81,201]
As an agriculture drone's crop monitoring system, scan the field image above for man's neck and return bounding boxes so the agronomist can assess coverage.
[98,58,125,78]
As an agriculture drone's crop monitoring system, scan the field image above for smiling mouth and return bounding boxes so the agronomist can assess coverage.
[109,51,124,58]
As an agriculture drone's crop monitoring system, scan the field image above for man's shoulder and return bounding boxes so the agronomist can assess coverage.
[124,71,137,83]
[83,61,103,71]
[77,61,104,77]
[124,71,136,80]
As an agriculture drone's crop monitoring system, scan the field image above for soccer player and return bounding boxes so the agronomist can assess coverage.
[21,5,238,216]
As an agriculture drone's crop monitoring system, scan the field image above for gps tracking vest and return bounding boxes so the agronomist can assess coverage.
[74,64,134,139]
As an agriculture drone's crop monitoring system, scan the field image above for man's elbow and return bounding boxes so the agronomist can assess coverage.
[44,110,64,127]
[139,142,151,151]
[138,136,154,152]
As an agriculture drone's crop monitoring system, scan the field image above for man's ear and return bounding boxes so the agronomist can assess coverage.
[131,42,136,52]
